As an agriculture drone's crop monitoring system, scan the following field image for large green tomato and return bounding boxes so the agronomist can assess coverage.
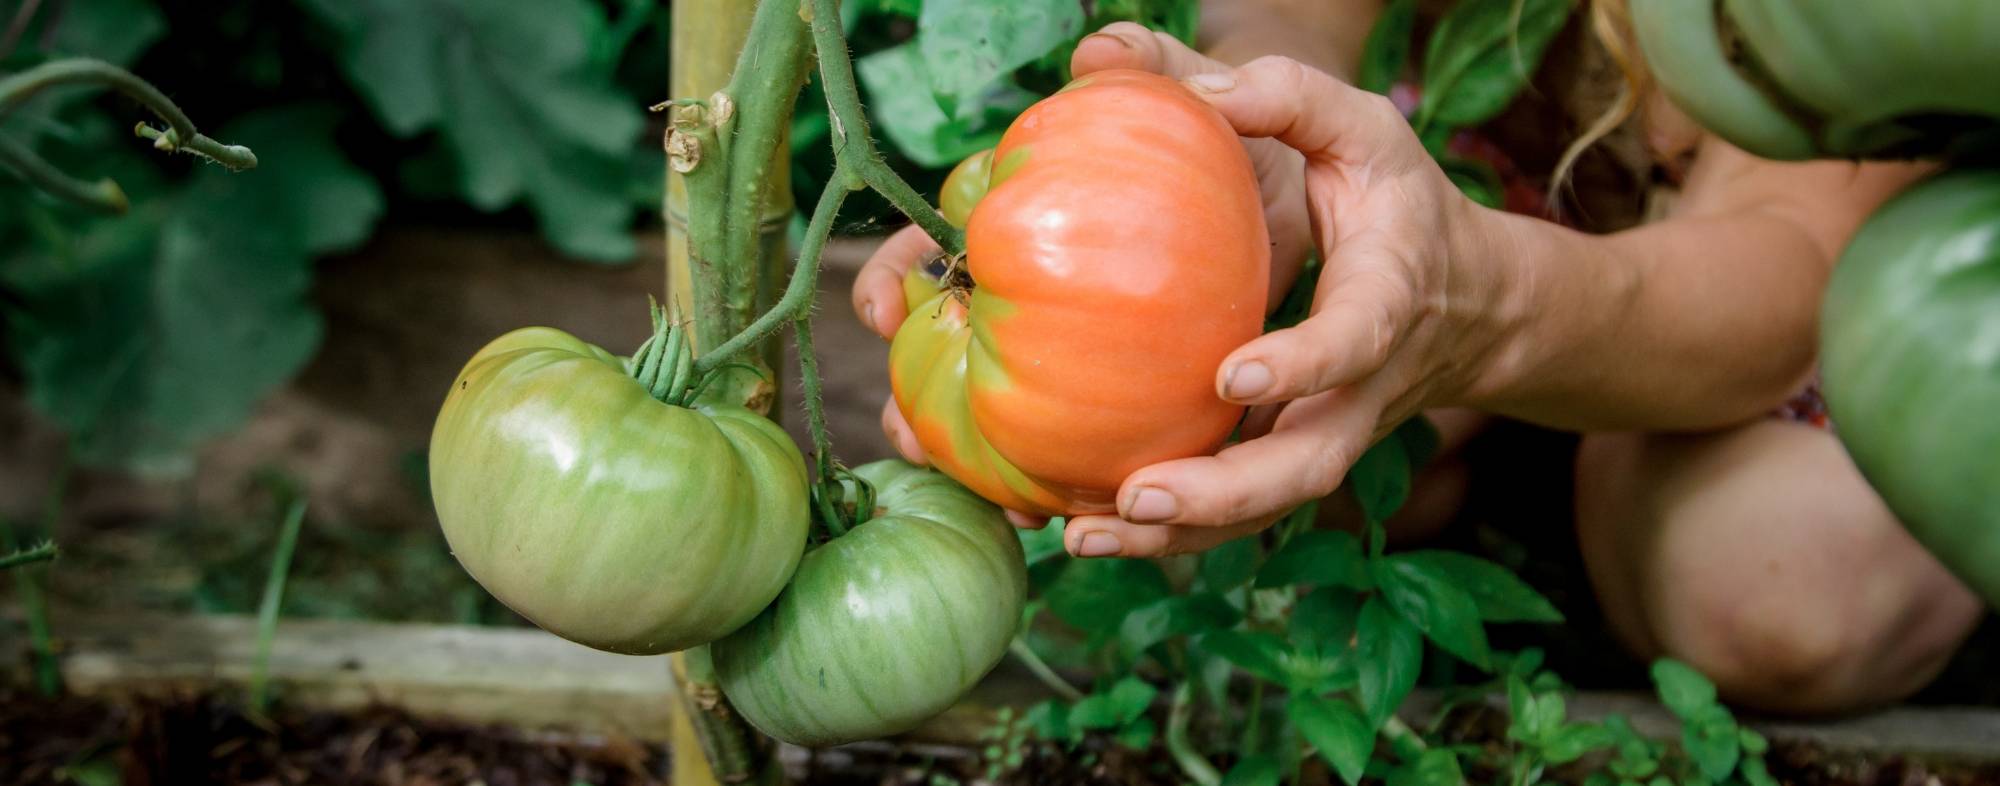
[710,460,1027,747]
[1822,172,2000,607]
[430,327,810,654]
[1631,0,2000,160]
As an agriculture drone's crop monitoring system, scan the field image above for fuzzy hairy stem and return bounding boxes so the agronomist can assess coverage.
[693,162,850,376]
[0,58,257,170]
[711,0,815,346]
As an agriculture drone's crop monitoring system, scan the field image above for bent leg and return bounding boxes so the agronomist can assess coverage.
[1575,420,1982,715]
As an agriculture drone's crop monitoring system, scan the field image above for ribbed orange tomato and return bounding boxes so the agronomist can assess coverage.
[889,69,1270,516]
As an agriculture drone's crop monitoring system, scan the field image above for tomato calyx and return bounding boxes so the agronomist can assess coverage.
[628,301,736,408]
[810,462,877,540]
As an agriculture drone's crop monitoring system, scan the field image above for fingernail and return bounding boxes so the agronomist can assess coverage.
[1184,73,1236,93]
[1081,31,1131,50]
[862,301,878,333]
[1223,360,1273,400]
[1074,530,1123,557]
[1124,486,1178,523]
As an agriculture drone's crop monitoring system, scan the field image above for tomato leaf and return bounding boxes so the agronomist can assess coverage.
[1683,705,1741,782]
[918,0,1084,118]
[857,41,1033,168]
[1288,694,1373,786]
[1372,555,1492,669]
[1543,721,1616,765]
[1220,755,1282,786]
[1199,630,1294,685]
[1441,155,1506,209]
[1417,0,1573,131]
[1355,596,1423,730]
[1199,535,1261,590]
[1393,550,1563,623]
[1016,517,1069,567]
[1256,530,1368,590]
[1357,0,1418,95]
[1348,431,1412,523]
[296,0,643,261]
[1119,592,1241,661]
[1045,557,1172,632]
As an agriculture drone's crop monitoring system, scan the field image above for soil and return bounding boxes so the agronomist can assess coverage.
[5,690,1997,786]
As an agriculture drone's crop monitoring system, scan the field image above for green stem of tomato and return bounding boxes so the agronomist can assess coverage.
[0,539,56,570]
[250,497,308,716]
[692,160,851,377]
[1166,682,1223,786]
[0,58,258,171]
[0,134,127,213]
[805,0,964,257]
[713,0,814,345]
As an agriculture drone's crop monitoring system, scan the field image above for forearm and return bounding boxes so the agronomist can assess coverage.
[1462,206,1831,432]
[1199,0,1381,79]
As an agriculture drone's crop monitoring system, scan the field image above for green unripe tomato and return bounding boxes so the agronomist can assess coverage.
[1822,172,2000,607]
[430,326,810,654]
[710,460,1027,747]
[1631,0,2000,160]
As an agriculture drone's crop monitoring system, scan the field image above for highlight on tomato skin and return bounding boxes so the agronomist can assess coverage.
[888,69,1271,517]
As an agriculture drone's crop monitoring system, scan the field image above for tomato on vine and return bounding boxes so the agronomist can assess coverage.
[429,308,810,655]
[890,69,1271,516]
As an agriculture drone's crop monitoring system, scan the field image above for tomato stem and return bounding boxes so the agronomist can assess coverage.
[0,58,258,170]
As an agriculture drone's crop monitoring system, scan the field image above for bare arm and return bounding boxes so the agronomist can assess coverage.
[1465,143,1928,431]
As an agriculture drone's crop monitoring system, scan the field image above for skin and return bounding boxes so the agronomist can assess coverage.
[851,5,1983,712]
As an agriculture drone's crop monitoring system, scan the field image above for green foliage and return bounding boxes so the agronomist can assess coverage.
[294,0,647,261]
[1416,0,1575,132]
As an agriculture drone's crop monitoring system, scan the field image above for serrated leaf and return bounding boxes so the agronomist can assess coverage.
[1290,586,1361,658]
[297,0,642,260]
[1119,592,1241,661]
[919,0,1083,116]
[857,41,1031,168]
[1373,555,1491,669]
[1289,695,1372,786]
[1356,597,1422,729]
[1393,550,1562,623]
[1256,530,1368,590]
[1357,0,1418,95]
[4,105,382,471]
[1650,658,1718,719]
[1418,0,1573,130]
[1045,557,1172,632]
[1221,755,1281,786]
[1199,630,1293,685]
[1348,431,1412,522]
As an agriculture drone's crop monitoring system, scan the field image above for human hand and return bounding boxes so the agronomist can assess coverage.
[1060,53,1523,558]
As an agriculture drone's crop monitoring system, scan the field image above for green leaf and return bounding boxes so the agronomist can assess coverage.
[1392,551,1562,623]
[1441,156,1506,209]
[1023,699,1069,740]
[297,0,642,260]
[1393,416,1443,469]
[1505,675,1538,742]
[1290,586,1361,658]
[1117,714,1157,749]
[1018,518,1068,566]
[919,0,1084,116]
[33,0,165,65]
[4,105,383,470]
[1108,675,1158,724]
[1650,658,1718,719]
[1119,592,1241,661]
[1355,597,1422,729]
[1738,727,1769,756]
[1543,722,1616,765]
[1288,695,1372,786]
[1220,755,1281,786]
[1683,704,1741,782]
[1740,755,1780,786]
[1045,556,1171,632]
[1417,0,1573,131]
[1348,431,1412,522]
[1199,630,1293,685]
[1256,530,1368,590]
[1372,555,1491,669]
[1385,748,1465,786]
[1200,535,1261,590]
[1069,675,1156,732]
[857,41,1032,168]
[1356,0,1418,95]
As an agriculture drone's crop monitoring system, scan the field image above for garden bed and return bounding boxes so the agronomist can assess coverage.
[6,614,1998,785]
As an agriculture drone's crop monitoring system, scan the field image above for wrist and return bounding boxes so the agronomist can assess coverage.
[1447,202,1553,410]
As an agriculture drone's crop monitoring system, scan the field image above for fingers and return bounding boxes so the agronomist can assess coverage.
[1115,389,1382,528]
[1071,22,1228,80]
[880,397,928,465]
[1218,241,1419,404]
[1181,56,1424,172]
[1065,514,1271,558]
[852,225,939,340]
[1006,509,1051,530]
